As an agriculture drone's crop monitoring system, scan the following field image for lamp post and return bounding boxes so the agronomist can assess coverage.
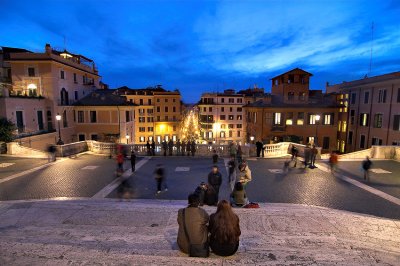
[126,134,130,144]
[250,135,255,144]
[55,114,64,145]
[315,114,321,146]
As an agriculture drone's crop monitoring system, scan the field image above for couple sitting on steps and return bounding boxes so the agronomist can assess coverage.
[177,193,241,257]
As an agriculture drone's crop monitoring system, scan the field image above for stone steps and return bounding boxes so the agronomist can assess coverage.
[0,199,399,265]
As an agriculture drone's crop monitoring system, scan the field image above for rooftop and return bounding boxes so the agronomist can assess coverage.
[73,89,137,106]
[327,71,400,89]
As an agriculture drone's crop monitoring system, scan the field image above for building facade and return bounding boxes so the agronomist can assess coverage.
[244,68,342,152]
[326,72,400,152]
[198,90,246,144]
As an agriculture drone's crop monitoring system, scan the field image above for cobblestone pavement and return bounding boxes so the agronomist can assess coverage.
[1,155,400,220]
[0,156,48,180]
[320,159,400,199]
[0,199,399,265]
[0,154,135,201]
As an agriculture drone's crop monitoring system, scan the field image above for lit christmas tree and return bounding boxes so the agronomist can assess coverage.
[180,109,200,142]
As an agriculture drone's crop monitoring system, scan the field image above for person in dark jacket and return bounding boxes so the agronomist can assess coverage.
[191,141,196,156]
[362,156,372,181]
[154,164,168,194]
[151,140,156,156]
[204,185,217,206]
[146,141,151,156]
[208,166,222,203]
[176,139,181,156]
[227,156,236,184]
[130,150,136,172]
[230,182,248,207]
[177,193,209,255]
[255,140,263,157]
[162,140,168,156]
[209,200,240,256]
[168,139,174,156]
[212,149,218,164]
[186,141,191,156]
[194,182,207,206]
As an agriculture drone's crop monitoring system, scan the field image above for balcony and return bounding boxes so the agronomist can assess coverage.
[7,89,44,99]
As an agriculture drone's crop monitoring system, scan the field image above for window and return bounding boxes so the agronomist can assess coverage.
[91,134,98,141]
[373,114,383,128]
[322,137,330,149]
[286,112,293,125]
[139,117,145,123]
[73,73,77,83]
[147,109,153,115]
[74,91,78,100]
[203,107,206,112]
[209,107,212,112]
[220,115,226,120]
[308,114,318,125]
[173,107,176,112]
[221,107,225,112]
[126,111,130,122]
[237,131,241,137]
[28,67,35,77]
[173,126,177,131]
[139,136,145,142]
[393,115,400,131]
[140,99,143,105]
[299,92,306,101]
[78,111,84,123]
[63,110,68,128]
[350,109,355,125]
[228,115,234,120]
[165,107,168,112]
[157,116,160,121]
[221,124,226,129]
[89,111,97,123]
[73,110,76,122]
[372,137,383,146]
[165,99,168,103]
[342,121,347,132]
[237,115,242,120]
[157,99,160,102]
[220,131,225,138]
[237,98,242,103]
[378,89,387,103]
[157,107,160,112]
[350,93,356,104]
[139,127,146,132]
[288,92,294,101]
[78,134,85,141]
[297,112,304,125]
[230,107,233,112]
[274,113,282,125]
[364,91,369,104]
[37,110,44,130]
[228,124,234,129]
[148,127,154,132]
[360,135,366,149]
[173,98,176,103]
[148,99,152,105]
[221,98,225,103]
[237,107,242,112]
[60,70,65,79]
[237,124,242,128]
[165,116,168,121]
[229,131,233,137]
[229,98,234,103]
[348,131,353,144]
[323,114,332,125]
[147,117,153,122]
[360,113,369,126]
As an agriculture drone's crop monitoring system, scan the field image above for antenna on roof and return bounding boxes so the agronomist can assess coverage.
[368,21,374,77]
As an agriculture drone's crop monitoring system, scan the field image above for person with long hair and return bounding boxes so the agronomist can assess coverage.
[209,200,241,256]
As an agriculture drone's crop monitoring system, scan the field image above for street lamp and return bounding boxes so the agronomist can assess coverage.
[55,114,64,145]
[315,114,321,146]
[250,136,255,144]
[126,134,130,144]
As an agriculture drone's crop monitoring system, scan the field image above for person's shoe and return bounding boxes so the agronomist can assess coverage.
[164,188,168,192]
[156,191,161,194]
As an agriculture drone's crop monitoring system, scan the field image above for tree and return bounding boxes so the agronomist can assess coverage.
[0,117,16,142]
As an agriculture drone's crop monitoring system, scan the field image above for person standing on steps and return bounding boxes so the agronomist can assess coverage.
[209,200,241,256]
[130,150,136,172]
[154,164,168,194]
[362,156,372,181]
[208,165,222,204]
[255,140,263,157]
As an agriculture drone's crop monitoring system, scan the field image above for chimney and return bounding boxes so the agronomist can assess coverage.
[45,44,52,54]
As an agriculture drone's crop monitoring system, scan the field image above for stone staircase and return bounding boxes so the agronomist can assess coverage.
[0,199,399,265]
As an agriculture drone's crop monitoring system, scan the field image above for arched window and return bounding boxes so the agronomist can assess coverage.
[60,88,69,105]
[27,83,37,96]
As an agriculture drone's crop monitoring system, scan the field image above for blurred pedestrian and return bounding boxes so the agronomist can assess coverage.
[151,140,156,156]
[290,144,298,167]
[255,140,263,157]
[310,145,318,168]
[162,140,168,156]
[191,140,196,156]
[229,142,237,158]
[329,150,338,174]
[146,141,151,156]
[154,164,168,194]
[212,149,218,164]
[362,156,372,181]
[236,145,243,164]
[176,139,181,156]
[168,139,174,156]
[181,140,186,156]
[227,156,236,184]
[186,140,191,156]
[116,152,124,176]
[304,144,311,168]
[130,150,136,172]
[208,165,222,203]
[47,144,56,162]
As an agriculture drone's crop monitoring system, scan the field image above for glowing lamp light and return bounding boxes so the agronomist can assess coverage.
[56,114,61,121]
[126,135,130,139]
[250,136,255,141]
[315,114,321,121]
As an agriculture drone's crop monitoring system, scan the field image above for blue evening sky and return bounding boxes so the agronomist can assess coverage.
[1,0,399,102]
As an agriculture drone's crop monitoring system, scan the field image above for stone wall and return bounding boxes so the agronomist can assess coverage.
[6,142,48,158]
